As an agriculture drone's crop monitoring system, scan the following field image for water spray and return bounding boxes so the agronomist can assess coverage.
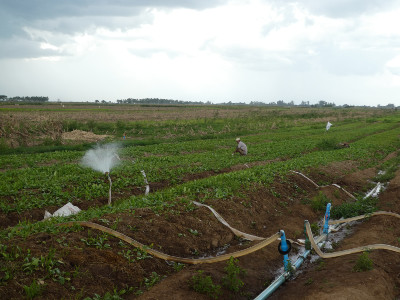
[81,143,121,206]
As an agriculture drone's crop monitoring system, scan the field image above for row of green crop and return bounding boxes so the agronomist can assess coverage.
[1,113,396,169]
[0,116,399,215]
[1,119,399,240]
[2,106,395,155]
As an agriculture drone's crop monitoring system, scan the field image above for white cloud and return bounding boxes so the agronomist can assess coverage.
[0,0,400,105]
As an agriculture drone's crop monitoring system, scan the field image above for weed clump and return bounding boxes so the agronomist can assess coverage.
[222,257,246,292]
[191,270,221,299]
[310,192,330,212]
[316,138,340,151]
[331,196,377,219]
[353,251,373,272]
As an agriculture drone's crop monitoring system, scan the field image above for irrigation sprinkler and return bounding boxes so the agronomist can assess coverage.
[106,172,112,206]
[81,143,121,206]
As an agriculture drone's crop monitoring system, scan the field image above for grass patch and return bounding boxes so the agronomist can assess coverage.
[331,196,378,219]
[316,138,339,151]
[353,252,373,272]
[310,192,330,212]
[190,270,221,299]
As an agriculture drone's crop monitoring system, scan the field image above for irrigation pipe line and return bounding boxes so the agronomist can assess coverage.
[255,212,400,299]
[57,221,280,264]
[193,201,264,241]
[291,170,357,200]
[305,220,400,258]
[328,210,400,225]
[306,211,400,259]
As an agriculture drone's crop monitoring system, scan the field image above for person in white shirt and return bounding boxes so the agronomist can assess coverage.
[233,137,247,156]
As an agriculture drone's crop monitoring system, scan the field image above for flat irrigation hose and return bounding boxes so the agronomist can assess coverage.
[193,201,264,241]
[193,201,303,246]
[306,211,400,259]
[57,221,280,264]
[328,211,400,225]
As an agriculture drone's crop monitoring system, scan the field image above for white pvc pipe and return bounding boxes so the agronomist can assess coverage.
[141,170,150,195]
[107,173,112,205]
[290,171,319,188]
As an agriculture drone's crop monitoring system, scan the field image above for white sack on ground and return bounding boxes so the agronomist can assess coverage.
[44,202,81,220]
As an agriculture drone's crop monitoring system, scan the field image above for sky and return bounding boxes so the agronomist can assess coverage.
[1,0,400,106]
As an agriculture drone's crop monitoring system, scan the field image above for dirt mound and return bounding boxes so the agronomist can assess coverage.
[62,130,109,142]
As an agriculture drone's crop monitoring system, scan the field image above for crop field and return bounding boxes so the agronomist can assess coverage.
[0,104,400,299]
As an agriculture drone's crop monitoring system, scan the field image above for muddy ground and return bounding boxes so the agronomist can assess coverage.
[1,156,400,299]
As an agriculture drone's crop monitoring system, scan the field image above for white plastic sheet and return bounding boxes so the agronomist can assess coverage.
[44,202,81,220]
[326,121,332,131]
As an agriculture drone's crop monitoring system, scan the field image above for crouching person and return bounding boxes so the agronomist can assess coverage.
[233,138,247,156]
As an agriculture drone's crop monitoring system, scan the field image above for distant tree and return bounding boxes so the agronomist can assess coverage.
[318,100,327,107]
[277,100,285,106]
[0,95,7,101]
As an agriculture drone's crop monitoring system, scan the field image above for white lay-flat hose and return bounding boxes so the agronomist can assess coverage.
[193,201,303,246]
[291,170,357,200]
[58,221,280,264]
[306,211,400,258]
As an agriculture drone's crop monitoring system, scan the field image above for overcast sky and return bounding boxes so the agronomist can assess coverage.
[1,0,400,106]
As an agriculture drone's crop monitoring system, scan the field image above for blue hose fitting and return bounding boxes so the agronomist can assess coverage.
[278,230,291,271]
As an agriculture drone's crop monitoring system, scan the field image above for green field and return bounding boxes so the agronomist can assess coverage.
[0,104,399,299]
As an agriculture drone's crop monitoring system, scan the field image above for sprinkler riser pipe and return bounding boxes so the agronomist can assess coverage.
[107,173,112,206]
[323,203,331,234]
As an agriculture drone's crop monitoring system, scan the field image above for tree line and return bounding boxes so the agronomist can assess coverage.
[116,98,206,105]
[0,95,49,102]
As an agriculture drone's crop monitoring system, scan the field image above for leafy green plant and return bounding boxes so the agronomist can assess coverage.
[310,192,330,212]
[353,251,373,272]
[171,262,185,272]
[188,228,199,236]
[0,243,22,261]
[23,280,42,299]
[144,272,163,288]
[191,270,221,299]
[118,249,137,263]
[331,197,377,219]
[316,138,339,151]
[316,259,326,271]
[81,233,111,249]
[310,223,319,236]
[222,257,245,292]
[304,277,313,285]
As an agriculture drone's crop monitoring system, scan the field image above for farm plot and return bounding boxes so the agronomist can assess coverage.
[0,106,399,299]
